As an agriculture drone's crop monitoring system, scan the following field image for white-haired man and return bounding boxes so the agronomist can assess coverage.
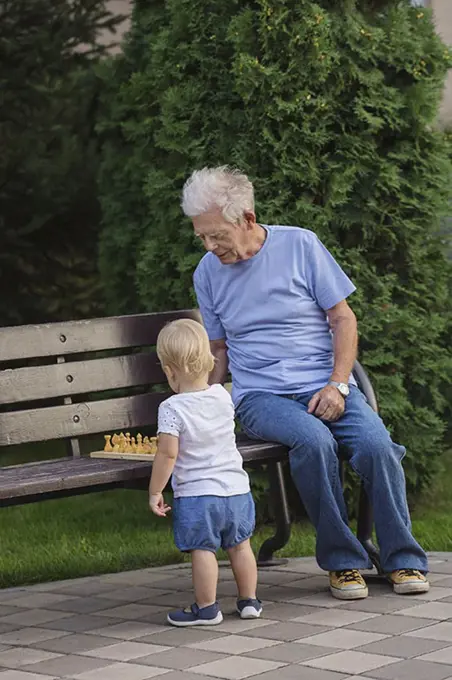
[184,166,429,600]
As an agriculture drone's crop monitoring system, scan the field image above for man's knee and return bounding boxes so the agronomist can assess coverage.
[290,424,338,464]
[351,428,405,470]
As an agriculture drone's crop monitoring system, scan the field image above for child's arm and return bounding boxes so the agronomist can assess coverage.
[149,433,179,517]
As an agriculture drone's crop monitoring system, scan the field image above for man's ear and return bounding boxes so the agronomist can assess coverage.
[243,210,257,229]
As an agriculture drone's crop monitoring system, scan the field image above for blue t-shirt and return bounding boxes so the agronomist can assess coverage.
[193,225,356,406]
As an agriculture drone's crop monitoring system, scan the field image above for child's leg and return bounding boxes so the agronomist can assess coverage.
[192,549,219,608]
[227,539,257,600]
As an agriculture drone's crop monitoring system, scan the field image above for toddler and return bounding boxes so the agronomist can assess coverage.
[149,318,262,626]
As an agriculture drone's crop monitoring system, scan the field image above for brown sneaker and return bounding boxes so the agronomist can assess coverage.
[329,569,368,600]
[388,569,430,595]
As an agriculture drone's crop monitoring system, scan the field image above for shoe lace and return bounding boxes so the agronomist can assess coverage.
[336,569,362,584]
[397,569,420,578]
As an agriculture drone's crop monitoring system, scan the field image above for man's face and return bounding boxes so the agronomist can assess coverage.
[192,211,245,264]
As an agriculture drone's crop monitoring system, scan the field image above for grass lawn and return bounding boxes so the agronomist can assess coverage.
[1,450,452,589]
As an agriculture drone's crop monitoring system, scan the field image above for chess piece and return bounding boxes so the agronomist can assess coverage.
[136,433,145,453]
[143,436,152,453]
[125,432,132,453]
[131,436,137,453]
[104,435,113,452]
[112,433,119,446]
[119,433,126,453]
[149,436,158,455]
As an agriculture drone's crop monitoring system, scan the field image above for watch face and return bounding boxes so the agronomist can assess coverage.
[338,384,350,397]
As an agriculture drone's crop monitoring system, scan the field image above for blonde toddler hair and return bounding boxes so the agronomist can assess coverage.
[156,318,215,379]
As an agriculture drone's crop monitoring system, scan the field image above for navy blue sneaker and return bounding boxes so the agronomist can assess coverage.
[167,602,223,627]
[236,598,263,619]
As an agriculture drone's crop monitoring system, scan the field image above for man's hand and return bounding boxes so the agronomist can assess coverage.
[149,492,171,517]
[308,385,345,422]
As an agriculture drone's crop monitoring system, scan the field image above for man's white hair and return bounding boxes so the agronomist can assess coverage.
[181,166,255,224]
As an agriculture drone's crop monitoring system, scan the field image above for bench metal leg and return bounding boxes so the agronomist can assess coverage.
[257,461,291,567]
[357,482,382,574]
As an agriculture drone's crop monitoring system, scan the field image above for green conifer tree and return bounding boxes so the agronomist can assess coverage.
[99,0,452,499]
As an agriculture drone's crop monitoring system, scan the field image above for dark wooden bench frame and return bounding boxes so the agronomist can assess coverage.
[0,310,381,572]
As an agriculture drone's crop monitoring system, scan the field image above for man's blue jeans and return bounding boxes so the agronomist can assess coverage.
[236,386,428,573]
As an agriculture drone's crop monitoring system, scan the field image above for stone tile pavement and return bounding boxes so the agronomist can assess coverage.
[1,554,452,679]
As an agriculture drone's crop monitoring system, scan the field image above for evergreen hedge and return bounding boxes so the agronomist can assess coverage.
[99,0,452,501]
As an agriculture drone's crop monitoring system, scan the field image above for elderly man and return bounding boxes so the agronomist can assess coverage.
[183,166,429,600]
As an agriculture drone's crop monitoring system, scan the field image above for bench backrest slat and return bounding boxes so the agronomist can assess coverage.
[0,310,200,362]
[0,352,164,405]
[0,393,166,447]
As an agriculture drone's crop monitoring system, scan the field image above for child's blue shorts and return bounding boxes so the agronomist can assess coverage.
[172,492,255,553]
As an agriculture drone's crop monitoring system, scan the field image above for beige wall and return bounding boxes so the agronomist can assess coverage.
[431,0,452,126]
[100,0,131,53]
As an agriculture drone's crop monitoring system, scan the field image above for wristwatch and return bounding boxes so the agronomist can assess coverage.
[328,381,350,397]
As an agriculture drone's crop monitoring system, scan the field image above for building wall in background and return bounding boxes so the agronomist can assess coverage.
[431,0,452,126]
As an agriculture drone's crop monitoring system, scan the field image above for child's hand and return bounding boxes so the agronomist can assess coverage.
[149,492,171,517]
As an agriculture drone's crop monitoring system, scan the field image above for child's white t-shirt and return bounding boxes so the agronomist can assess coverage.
[157,384,250,499]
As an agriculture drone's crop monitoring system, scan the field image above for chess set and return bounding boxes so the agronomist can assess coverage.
[90,432,157,461]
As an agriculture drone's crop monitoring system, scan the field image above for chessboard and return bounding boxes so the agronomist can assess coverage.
[90,432,157,462]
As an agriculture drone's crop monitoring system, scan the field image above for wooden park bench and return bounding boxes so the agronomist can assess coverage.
[0,310,381,571]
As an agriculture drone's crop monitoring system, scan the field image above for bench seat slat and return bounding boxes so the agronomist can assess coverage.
[0,440,288,502]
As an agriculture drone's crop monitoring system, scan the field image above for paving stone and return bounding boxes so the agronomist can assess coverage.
[263,603,324,621]
[3,593,76,609]
[40,614,123,633]
[186,634,281,655]
[149,673,218,680]
[49,581,123,597]
[20,654,111,677]
[189,655,284,679]
[86,621,168,640]
[147,593,198,608]
[211,617,274,634]
[0,608,25,619]
[0,671,56,680]
[364,658,452,679]
[340,597,416,614]
[344,614,438,635]
[297,628,388,650]
[70,661,168,680]
[357,635,449,658]
[418,645,452,664]
[137,647,228,669]
[288,593,349,609]
[0,626,20,637]
[81,641,172,661]
[0,627,69,646]
[30,633,120,654]
[45,597,121,614]
[282,576,329,591]
[96,603,166,619]
[0,609,72,627]
[406,622,452,642]
[293,608,378,628]
[254,571,305,586]
[408,587,452,601]
[252,588,302,603]
[136,628,228,647]
[394,601,452,620]
[242,622,330,642]
[243,642,336,663]
[0,646,62,668]
[430,577,452,588]
[100,587,172,602]
[302,650,398,674]
[255,664,348,679]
